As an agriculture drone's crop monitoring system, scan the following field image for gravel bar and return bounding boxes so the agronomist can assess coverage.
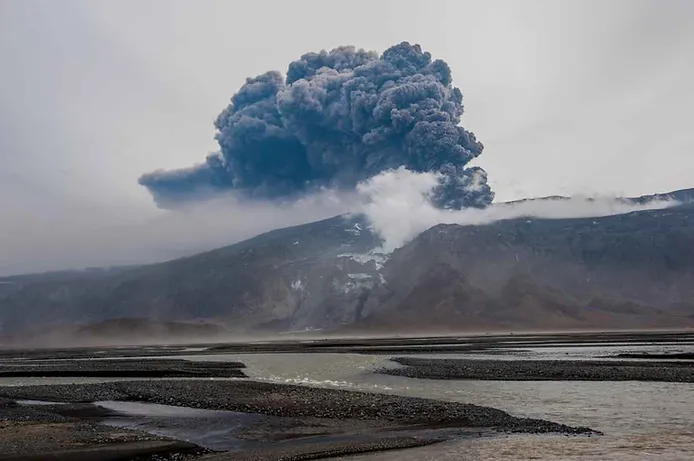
[0,379,595,435]
[382,357,694,382]
[0,359,246,378]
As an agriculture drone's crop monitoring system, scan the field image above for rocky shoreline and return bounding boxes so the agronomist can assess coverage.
[381,357,694,382]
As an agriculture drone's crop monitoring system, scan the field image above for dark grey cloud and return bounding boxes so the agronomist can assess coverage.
[1,0,693,276]
[139,42,493,209]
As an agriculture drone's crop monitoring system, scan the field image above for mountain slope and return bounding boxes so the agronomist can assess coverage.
[0,215,384,334]
[358,205,694,331]
[2,194,694,339]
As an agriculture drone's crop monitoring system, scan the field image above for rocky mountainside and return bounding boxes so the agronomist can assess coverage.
[358,205,694,331]
[2,191,694,340]
[0,215,385,335]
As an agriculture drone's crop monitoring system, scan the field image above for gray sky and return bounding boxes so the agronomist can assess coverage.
[1,0,693,275]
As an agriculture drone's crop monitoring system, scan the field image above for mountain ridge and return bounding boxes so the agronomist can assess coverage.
[356,205,694,332]
[2,189,694,342]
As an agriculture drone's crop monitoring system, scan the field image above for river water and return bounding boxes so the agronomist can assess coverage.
[1,342,692,460]
[178,347,694,460]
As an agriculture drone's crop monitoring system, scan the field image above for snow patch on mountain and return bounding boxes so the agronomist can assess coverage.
[336,250,388,270]
[291,279,305,292]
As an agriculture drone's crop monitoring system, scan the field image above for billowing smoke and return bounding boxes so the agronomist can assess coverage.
[139,42,493,209]
[357,168,680,252]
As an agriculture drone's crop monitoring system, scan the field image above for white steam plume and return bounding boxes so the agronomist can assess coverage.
[357,168,679,252]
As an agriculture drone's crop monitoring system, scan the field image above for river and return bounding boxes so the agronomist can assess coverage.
[1,341,692,459]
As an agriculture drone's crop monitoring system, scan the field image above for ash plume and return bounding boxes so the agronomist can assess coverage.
[139,42,493,209]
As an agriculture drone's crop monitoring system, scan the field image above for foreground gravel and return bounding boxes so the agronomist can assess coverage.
[0,379,595,435]
[382,357,694,382]
[0,359,246,378]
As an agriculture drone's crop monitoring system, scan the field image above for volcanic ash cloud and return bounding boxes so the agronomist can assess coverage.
[139,42,493,210]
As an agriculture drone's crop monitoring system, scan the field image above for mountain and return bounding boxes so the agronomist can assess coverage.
[2,190,694,343]
[0,215,385,337]
[357,204,694,331]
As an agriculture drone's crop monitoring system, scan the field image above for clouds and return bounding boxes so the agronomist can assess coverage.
[139,42,493,210]
[1,0,693,275]
[5,0,692,206]
[0,189,358,276]
[356,168,679,252]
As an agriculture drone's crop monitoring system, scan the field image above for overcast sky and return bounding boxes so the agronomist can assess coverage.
[1,0,693,275]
